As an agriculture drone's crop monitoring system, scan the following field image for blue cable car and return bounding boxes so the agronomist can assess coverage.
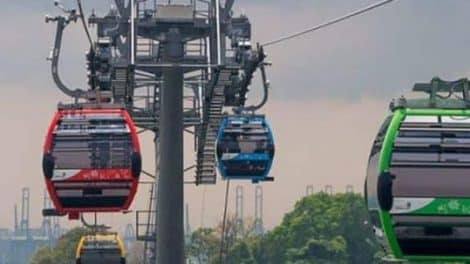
[216,115,275,182]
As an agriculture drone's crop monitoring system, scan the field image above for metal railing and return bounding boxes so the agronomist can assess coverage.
[136,210,157,241]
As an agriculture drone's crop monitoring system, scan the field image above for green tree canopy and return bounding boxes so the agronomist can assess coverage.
[249,193,378,263]
[187,192,381,264]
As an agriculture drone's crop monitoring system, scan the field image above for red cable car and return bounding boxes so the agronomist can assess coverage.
[42,108,141,219]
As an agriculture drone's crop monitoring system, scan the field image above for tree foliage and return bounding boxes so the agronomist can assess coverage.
[187,192,380,264]
[29,247,54,264]
[187,228,220,264]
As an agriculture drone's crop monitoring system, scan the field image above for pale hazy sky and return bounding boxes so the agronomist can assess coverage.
[2,0,470,233]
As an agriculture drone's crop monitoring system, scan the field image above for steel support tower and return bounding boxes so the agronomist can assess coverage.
[157,30,185,262]
[46,0,267,262]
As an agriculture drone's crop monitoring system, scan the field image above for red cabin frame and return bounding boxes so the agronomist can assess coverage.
[43,108,141,219]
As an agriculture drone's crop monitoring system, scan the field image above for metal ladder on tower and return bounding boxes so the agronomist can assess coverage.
[195,68,233,184]
[141,137,160,264]
[143,182,157,264]
[112,67,129,102]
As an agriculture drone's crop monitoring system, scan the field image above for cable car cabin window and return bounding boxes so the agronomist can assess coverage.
[442,115,470,125]
[79,250,122,263]
[366,116,392,211]
[51,134,132,169]
[79,255,123,264]
[51,113,132,170]
[392,215,470,256]
[401,115,438,124]
[218,136,270,155]
[391,167,470,197]
[82,240,119,250]
[370,116,392,156]
[218,120,273,157]
[390,115,470,198]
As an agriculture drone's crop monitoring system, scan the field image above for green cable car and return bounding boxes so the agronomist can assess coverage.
[366,77,470,262]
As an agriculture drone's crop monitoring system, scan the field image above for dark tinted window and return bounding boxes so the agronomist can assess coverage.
[52,134,132,169]
[390,115,470,197]
[391,167,470,197]
[366,116,392,210]
[370,116,393,157]
[219,120,272,155]
[51,113,133,169]
[393,216,470,256]
[392,115,470,166]
[83,239,119,249]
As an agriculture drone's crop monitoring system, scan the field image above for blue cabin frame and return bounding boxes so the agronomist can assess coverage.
[216,115,275,182]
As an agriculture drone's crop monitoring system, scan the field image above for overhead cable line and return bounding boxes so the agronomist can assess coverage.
[200,186,207,228]
[262,0,397,47]
[77,0,94,49]
[218,180,231,263]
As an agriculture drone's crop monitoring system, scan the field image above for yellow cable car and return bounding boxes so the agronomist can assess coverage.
[76,233,126,264]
